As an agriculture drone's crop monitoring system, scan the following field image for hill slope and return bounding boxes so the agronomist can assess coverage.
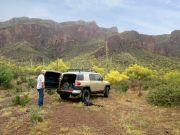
[0,17,179,68]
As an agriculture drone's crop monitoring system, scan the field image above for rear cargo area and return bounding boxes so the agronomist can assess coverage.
[60,74,76,90]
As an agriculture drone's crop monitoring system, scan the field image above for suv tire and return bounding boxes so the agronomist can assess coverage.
[104,87,110,97]
[81,89,90,102]
[60,92,70,100]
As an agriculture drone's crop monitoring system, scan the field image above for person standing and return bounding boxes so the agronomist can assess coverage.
[37,70,45,107]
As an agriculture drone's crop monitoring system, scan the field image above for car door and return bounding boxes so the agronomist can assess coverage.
[94,74,105,91]
[45,71,61,89]
[89,74,98,91]
[89,74,105,92]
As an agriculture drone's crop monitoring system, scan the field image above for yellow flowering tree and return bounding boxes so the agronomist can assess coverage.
[125,64,155,81]
[92,65,105,76]
[47,59,69,71]
[125,64,155,95]
[105,70,129,92]
[105,70,129,84]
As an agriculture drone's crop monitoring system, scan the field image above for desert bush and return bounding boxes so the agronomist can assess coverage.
[0,65,13,88]
[147,84,180,106]
[15,86,23,92]
[27,78,36,88]
[114,80,130,92]
[29,107,43,123]
[12,95,21,106]
[164,70,180,85]
[143,76,163,90]
[20,75,27,83]
[12,94,30,106]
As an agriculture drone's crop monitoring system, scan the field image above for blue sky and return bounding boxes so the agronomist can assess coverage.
[0,0,180,35]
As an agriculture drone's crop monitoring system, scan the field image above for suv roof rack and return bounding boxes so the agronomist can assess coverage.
[67,69,97,72]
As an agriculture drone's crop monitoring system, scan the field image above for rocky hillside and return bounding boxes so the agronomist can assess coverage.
[0,17,179,62]
[105,30,180,57]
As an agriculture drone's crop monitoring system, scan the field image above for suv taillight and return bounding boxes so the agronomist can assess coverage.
[75,81,81,86]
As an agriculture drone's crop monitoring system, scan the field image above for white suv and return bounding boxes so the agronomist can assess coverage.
[44,70,111,101]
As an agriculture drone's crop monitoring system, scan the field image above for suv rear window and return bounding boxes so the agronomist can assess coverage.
[76,74,84,80]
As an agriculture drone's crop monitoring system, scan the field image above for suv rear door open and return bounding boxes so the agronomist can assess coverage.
[45,71,61,89]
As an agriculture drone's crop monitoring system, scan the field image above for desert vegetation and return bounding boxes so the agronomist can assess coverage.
[0,55,180,135]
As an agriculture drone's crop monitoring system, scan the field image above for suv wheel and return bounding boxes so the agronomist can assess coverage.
[81,89,90,102]
[104,87,110,97]
[60,92,70,100]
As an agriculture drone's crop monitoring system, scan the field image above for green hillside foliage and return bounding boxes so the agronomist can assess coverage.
[0,47,180,106]
[0,41,48,63]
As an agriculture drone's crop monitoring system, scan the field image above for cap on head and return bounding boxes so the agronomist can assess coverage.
[41,70,46,74]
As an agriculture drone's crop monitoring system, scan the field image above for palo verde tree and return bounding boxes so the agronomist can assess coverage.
[47,59,69,71]
[92,65,105,76]
[125,64,155,96]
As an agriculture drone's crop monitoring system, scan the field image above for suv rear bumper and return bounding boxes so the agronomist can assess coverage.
[60,89,81,94]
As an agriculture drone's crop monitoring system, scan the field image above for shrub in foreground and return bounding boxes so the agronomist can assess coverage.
[12,94,30,106]
[0,65,13,88]
[114,81,130,92]
[29,107,43,123]
[147,84,180,106]
[27,78,36,88]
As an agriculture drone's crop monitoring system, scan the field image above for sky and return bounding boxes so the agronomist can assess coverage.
[0,0,180,35]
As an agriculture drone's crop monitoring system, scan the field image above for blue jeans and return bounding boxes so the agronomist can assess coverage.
[37,88,44,107]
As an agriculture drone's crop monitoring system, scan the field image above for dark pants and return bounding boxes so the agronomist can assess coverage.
[37,88,44,107]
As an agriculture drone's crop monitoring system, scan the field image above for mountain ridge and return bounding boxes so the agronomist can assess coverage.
[0,17,179,62]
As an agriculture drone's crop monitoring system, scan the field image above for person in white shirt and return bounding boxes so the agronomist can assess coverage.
[37,70,45,107]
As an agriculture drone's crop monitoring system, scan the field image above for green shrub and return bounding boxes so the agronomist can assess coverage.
[164,70,180,85]
[114,81,130,92]
[147,84,180,106]
[29,107,43,123]
[27,78,35,88]
[143,77,164,90]
[12,94,30,106]
[12,95,21,106]
[0,65,13,88]
[20,75,27,83]
[20,94,30,106]
[15,86,23,92]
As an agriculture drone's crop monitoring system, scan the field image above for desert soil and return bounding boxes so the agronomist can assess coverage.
[0,89,180,135]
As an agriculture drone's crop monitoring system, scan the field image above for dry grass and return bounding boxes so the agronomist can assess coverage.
[0,89,179,135]
[29,121,50,135]
[59,125,96,135]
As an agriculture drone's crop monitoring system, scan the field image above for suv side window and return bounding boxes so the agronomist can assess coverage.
[94,74,103,81]
[76,74,84,80]
[89,74,95,81]
[89,74,103,81]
